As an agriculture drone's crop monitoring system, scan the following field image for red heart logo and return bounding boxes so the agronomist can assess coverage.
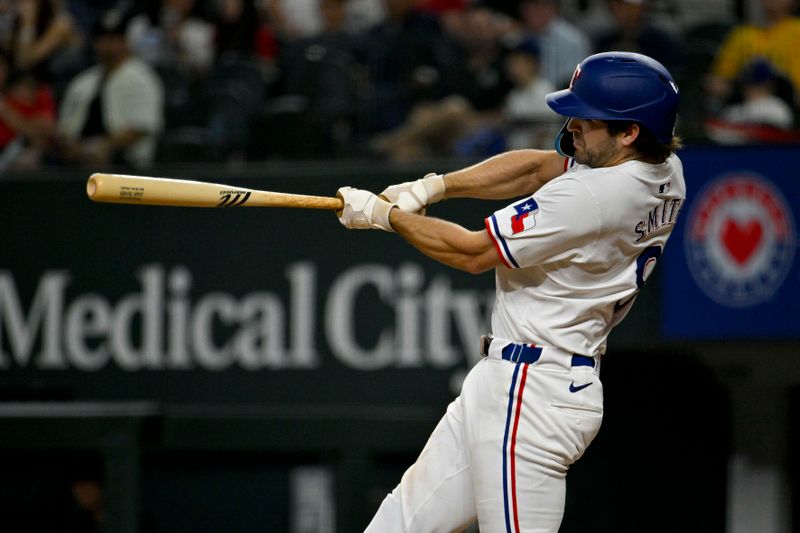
[721,219,763,265]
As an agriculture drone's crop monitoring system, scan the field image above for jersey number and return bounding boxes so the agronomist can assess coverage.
[614,245,662,314]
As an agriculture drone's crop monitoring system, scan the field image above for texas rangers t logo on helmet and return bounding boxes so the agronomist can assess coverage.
[569,64,582,89]
[510,199,539,234]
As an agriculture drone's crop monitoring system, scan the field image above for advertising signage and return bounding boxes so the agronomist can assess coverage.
[0,173,497,406]
[662,146,799,339]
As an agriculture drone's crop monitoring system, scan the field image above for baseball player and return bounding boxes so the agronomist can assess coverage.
[337,52,685,533]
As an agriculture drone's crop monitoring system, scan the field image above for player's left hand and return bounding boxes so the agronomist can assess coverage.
[336,187,396,232]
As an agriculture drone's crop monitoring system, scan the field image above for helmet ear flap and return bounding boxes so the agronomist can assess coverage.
[555,119,575,157]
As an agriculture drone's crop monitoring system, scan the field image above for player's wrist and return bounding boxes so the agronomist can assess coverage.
[421,173,445,203]
[372,197,396,232]
[379,173,445,214]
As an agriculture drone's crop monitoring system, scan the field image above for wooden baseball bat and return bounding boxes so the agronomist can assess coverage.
[86,173,344,210]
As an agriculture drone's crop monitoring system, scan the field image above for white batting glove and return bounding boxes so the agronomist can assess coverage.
[379,173,445,214]
[336,187,396,232]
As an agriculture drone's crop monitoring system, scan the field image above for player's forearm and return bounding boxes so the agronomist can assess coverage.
[389,208,498,274]
[443,149,565,200]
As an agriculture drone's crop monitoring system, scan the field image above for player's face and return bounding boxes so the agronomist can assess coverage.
[566,118,620,168]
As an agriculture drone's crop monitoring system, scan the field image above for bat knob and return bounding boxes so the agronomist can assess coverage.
[86,175,98,199]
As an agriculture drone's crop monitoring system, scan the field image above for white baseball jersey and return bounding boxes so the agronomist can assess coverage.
[485,155,686,357]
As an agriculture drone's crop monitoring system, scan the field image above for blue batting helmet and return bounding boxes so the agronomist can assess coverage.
[545,52,679,157]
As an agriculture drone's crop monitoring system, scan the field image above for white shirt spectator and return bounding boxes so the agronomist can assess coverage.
[58,57,164,167]
[504,77,560,149]
[721,94,794,129]
[534,18,591,88]
[343,0,386,33]
[128,13,215,74]
[505,77,556,121]
[277,0,323,38]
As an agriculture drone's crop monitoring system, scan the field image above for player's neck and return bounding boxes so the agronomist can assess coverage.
[602,148,644,168]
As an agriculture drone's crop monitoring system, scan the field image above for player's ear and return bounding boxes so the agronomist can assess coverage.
[618,123,640,148]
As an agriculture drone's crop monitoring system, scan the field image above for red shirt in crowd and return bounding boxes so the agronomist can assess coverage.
[0,85,57,147]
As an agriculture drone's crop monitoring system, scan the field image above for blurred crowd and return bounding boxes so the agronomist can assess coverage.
[0,0,798,172]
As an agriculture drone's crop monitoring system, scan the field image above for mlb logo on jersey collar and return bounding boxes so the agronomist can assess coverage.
[510,198,539,234]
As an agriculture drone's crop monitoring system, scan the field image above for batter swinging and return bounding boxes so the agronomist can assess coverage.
[337,52,685,533]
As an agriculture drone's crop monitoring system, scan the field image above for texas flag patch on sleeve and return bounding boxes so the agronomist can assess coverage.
[485,197,541,269]
[510,198,539,234]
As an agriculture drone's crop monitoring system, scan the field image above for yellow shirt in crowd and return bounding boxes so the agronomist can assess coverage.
[711,17,800,93]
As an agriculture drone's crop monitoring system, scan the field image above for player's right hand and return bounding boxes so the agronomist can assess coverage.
[379,173,445,214]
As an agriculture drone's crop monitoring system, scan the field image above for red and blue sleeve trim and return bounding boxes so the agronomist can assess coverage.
[485,215,520,269]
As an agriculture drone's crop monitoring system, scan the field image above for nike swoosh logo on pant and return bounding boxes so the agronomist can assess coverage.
[569,382,592,393]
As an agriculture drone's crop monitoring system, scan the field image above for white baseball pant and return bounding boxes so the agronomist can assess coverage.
[364,341,603,533]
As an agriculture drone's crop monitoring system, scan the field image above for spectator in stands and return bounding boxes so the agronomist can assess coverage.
[127,0,215,79]
[0,1,13,52]
[369,92,481,161]
[11,1,83,68]
[209,0,259,60]
[592,0,682,74]
[444,1,514,113]
[419,0,468,15]
[706,58,796,143]
[516,0,590,88]
[724,59,794,128]
[482,0,523,19]
[342,0,386,34]
[253,0,279,66]
[271,0,359,155]
[6,0,86,97]
[355,0,461,133]
[0,0,23,53]
[267,0,324,40]
[370,37,558,160]
[369,1,514,160]
[706,0,800,108]
[0,51,57,171]
[319,0,350,39]
[501,36,558,149]
[57,7,163,168]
